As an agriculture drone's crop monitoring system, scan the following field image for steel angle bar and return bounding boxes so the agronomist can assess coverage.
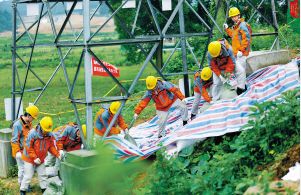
[13,87,43,93]
[88,49,128,96]
[17,10,33,43]
[16,3,44,118]
[165,32,210,38]
[15,65,22,90]
[146,0,162,36]
[12,2,17,120]
[247,0,265,23]
[270,36,278,51]
[186,40,200,67]
[161,40,181,72]
[89,0,130,42]
[128,42,160,94]
[131,0,142,35]
[162,0,184,35]
[164,72,195,76]
[69,49,85,98]
[106,2,166,81]
[55,1,77,43]
[62,1,77,39]
[200,0,221,67]
[70,96,128,104]
[16,2,58,42]
[15,53,45,85]
[184,0,211,31]
[252,32,278,37]
[197,0,223,34]
[245,0,277,30]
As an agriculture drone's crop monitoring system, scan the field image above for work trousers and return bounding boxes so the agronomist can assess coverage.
[20,162,47,191]
[212,62,246,101]
[156,99,188,137]
[16,155,24,185]
[191,88,212,116]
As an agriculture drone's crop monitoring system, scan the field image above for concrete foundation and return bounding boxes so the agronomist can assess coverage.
[246,50,290,75]
[0,128,15,178]
[60,149,99,195]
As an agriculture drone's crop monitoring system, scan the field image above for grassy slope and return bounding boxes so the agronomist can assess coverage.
[0,64,160,129]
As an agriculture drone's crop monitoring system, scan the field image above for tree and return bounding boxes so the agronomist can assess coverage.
[0,10,12,32]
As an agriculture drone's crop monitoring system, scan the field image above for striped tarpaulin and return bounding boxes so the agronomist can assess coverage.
[104,62,300,162]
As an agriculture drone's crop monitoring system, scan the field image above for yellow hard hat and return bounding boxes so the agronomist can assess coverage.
[201,67,213,81]
[81,124,87,138]
[25,105,39,119]
[208,41,222,58]
[109,101,121,114]
[229,7,240,17]
[146,76,158,90]
[40,116,53,133]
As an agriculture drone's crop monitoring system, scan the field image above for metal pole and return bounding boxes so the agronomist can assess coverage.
[83,0,93,147]
[12,1,17,121]
[178,0,189,97]
[271,0,279,49]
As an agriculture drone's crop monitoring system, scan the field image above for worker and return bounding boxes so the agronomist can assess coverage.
[207,39,247,101]
[94,101,128,137]
[134,76,188,138]
[11,105,39,187]
[224,7,252,68]
[20,116,61,195]
[191,67,213,120]
[45,122,86,169]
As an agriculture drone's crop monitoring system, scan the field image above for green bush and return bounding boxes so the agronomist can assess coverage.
[138,89,300,194]
[8,165,18,178]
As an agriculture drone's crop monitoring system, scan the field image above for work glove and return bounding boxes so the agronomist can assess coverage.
[16,152,22,159]
[237,51,243,57]
[133,113,139,120]
[34,158,41,165]
[219,75,227,84]
[124,128,129,134]
[223,23,228,29]
[59,150,65,158]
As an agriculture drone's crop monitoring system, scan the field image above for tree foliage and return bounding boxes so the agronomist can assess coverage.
[0,10,12,32]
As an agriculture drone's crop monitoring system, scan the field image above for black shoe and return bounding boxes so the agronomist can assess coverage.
[191,114,196,120]
[236,86,247,95]
[20,190,26,195]
[183,121,188,126]
[41,188,46,193]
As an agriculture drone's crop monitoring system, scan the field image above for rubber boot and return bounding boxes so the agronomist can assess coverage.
[191,114,196,121]
[183,120,188,126]
[20,190,26,195]
[236,85,247,95]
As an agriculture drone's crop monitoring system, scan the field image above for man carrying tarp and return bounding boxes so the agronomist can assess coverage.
[11,105,39,188]
[20,116,62,195]
[134,76,189,138]
[191,67,213,120]
[45,122,86,170]
[224,7,252,70]
[94,101,129,137]
[207,39,247,102]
